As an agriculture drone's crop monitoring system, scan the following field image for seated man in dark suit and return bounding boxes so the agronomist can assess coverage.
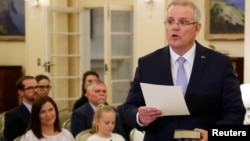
[4,76,39,141]
[71,80,125,139]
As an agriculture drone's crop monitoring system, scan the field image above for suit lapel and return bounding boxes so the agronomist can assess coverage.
[86,103,95,114]
[20,103,31,125]
[161,46,174,85]
[185,44,209,101]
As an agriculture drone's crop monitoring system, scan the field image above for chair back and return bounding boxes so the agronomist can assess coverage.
[0,111,7,139]
[13,135,22,141]
[129,128,145,141]
[75,128,93,141]
[240,84,250,124]
[58,108,72,127]
[62,119,71,132]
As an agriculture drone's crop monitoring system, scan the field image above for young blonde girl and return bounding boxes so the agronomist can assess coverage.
[87,104,125,141]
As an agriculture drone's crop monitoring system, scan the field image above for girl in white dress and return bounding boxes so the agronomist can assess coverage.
[20,95,75,141]
[87,104,125,141]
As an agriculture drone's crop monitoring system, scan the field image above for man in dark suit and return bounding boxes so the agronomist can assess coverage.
[122,0,246,141]
[4,76,39,141]
[71,80,125,138]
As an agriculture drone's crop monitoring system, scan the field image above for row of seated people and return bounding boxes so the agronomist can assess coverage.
[70,79,133,141]
[1,97,141,141]
[70,70,133,140]
[3,75,52,141]
[3,71,94,141]
[2,74,135,141]
[17,95,129,141]
[3,71,249,141]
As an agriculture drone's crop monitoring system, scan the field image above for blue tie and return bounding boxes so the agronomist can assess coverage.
[176,57,187,95]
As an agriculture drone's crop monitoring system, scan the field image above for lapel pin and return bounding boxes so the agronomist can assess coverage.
[201,56,206,59]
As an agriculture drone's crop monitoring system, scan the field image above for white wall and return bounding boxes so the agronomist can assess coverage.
[80,0,133,6]
[0,42,25,66]
[133,0,167,70]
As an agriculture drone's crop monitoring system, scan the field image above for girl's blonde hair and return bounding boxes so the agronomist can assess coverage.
[91,104,116,133]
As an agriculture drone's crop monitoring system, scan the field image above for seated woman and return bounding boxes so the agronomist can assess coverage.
[87,104,125,141]
[73,70,99,111]
[35,74,52,96]
[20,95,75,141]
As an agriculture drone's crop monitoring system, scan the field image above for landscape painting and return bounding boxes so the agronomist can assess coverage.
[0,0,25,41]
[205,0,245,40]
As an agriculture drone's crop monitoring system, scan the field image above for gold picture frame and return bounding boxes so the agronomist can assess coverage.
[0,36,24,41]
[0,0,25,41]
[205,0,245,41]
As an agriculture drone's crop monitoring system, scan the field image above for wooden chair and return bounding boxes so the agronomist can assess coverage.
[62,119,71,132]
[240,84,250,125]
[75,128,93,141]
[129,128,145,141]
[58,108,72,127]
[13,135,22,141]
[0,111,7,140]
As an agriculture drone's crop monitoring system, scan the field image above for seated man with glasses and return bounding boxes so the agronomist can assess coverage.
[35,74,52,96]
[3,75,39,141]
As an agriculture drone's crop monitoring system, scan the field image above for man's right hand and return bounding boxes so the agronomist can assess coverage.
[138,106,161,126]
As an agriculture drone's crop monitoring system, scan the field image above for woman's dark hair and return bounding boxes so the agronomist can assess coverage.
[27,95,61,139]
[35,74,50,83]
[82,70,99,94]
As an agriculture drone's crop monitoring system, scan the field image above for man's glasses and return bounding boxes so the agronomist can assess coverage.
[37,85,52,90]
[164,20,198,27]
[22,86,39,91]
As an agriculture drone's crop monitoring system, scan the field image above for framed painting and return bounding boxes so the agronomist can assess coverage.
[0,0,25,41]
[205,0,245,40]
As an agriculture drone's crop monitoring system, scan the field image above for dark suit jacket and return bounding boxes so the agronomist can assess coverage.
[72,96,88,111]
[71,102,126,139]
[117,104,133,141]
[4,103,30,141]
[123,42,246,141]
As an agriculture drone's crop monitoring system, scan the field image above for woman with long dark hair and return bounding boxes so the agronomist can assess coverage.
[20,95,75,141]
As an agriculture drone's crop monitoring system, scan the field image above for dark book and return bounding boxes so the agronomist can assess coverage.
[173,129,201,139]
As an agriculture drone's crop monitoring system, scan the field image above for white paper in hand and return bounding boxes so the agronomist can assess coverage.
[140,83,190,116]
